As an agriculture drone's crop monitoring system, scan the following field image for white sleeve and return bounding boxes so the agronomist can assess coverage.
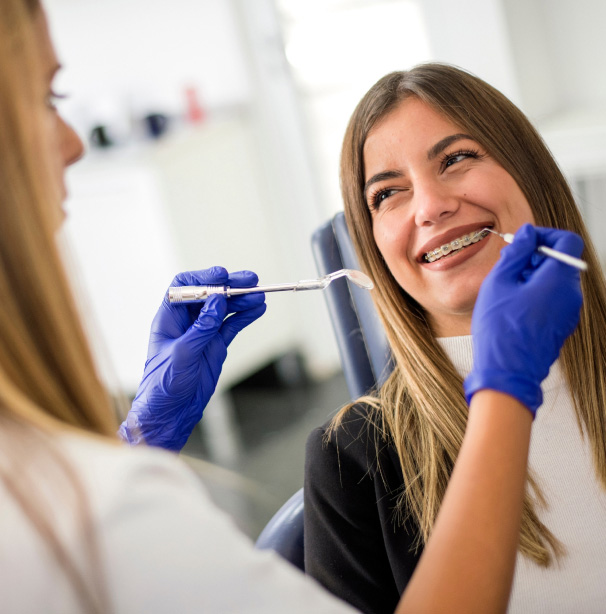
[93,447,360,614]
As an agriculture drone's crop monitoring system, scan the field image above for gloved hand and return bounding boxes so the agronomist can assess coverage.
[464,224,584,416]
[119,266,266,450]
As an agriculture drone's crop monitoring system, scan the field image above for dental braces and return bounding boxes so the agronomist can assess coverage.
[424,229,489,263]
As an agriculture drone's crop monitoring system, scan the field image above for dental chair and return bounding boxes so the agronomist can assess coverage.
[254,211,392,570]
[311,211,392,398]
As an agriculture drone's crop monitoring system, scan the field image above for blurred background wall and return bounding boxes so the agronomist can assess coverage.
[45,0,606,535]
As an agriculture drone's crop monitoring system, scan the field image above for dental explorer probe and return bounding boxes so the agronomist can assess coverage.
[168,268,374,304]
[482,228,588,271]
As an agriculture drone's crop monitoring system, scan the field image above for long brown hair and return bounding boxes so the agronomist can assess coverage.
[0,0,118,610]
[337,63,606,565]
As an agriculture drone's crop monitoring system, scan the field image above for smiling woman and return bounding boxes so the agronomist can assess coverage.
[304,63,606,614]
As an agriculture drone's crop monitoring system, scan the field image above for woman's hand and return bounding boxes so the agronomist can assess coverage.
[464,224,584,416]
[119,267,266,450]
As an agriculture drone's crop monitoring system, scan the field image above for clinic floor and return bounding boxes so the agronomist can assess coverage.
[180,364,350,540]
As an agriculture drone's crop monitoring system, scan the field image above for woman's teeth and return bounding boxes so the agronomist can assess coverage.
[423,229,489,263]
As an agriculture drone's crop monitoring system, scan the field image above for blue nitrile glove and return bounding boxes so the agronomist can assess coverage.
[119,267,266,451]
[464,224,583,416]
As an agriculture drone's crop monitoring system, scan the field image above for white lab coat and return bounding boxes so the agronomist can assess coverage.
[0,432,357,613]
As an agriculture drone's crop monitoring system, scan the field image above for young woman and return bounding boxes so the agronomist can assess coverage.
[0,3,584,612]
[304,64,606,614]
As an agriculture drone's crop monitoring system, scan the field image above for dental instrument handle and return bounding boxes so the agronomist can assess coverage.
[230,279,323,294]
[168,279,324,303]
[498,232,588,271]
[535,246,588,271]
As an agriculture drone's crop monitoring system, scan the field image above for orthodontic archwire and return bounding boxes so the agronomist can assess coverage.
[423,229,489,263]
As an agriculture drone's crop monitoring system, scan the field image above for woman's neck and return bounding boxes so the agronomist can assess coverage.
[429,313,472,337]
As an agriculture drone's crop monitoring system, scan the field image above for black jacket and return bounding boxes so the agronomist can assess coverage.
[304,405,422,614]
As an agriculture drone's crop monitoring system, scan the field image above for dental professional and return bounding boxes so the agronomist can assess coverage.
[304,64,606,614]
[0,2,586,612]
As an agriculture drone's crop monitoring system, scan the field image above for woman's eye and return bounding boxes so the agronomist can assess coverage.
[441,148,482,170]
[46,91,67,111]
[445,153,467,167]
[370,188,398,209]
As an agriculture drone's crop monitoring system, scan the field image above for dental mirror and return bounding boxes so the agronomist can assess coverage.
[168,268,374,303]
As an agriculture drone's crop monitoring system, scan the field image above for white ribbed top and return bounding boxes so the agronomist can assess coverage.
[438,335,606,613]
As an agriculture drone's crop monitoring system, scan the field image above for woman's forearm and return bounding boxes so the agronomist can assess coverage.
[396,390,532,614]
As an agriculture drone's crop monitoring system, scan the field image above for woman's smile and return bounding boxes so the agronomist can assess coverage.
[420,226,491,264]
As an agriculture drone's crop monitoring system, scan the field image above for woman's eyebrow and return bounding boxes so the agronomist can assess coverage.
[427,133,474,160]
[363,170,404,200]
[363,133,475,199]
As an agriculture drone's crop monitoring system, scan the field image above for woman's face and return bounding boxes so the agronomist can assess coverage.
[34,8,84,204]
[363,97,535,336]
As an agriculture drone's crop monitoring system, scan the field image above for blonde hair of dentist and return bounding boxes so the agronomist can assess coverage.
[0,0,117,610]
[337,63,606,566]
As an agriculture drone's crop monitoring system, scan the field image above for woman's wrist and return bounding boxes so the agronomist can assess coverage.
[466,389,533,442]
[464,371,542,417]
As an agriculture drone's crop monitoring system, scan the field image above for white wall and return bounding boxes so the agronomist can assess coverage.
[276,0,432,218]
[535,0,606,112]
[498,0,606,120]
[419,0,606,121]
[46,0,251,126]
[418,0,522,105]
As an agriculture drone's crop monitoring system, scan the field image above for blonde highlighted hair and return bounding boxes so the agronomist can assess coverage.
[337,64,606,565]
[0,0,119,610]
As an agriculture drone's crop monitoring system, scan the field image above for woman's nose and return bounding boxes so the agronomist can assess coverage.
[59,115,85,168]
[413,180,459,226]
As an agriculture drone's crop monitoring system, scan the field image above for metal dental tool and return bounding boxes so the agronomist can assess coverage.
[168,268,374,304]
[482,228,588,271]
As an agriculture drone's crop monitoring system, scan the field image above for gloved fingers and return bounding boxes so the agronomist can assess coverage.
[490,223,538,280]
[495,225,583,282]
[148,304,192,343]
[158,267,255,334]
[528,252,583,312]
[228,270,260,287]
[170,266,230,289]
[219,303,267,346]
[224,271,264,310]
[226,292,266,312]
[151,293,230,344]
[159,267,230,323]
[518,227,567,281]
[203,336,229,383]
[520,251,545,281]
[522,228,584,291]
[172,295,229,357]
[508,223,538,254]
[533,226,585,258]
[193,294,228,332]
